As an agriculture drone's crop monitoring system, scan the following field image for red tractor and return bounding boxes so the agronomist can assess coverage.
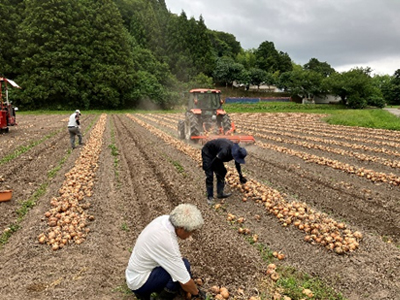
[0,76,19,133]
[177,88,255,143]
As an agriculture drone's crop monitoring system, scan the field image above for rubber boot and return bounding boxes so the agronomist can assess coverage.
[217,181,231,199]
[157,289,178,300]
[206,186,214,205]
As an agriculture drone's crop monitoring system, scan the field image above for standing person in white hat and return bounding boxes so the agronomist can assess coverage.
[67,109,84,149]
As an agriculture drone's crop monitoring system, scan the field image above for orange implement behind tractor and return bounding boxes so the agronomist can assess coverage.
[0,76,20,133]
[177,88,255,144]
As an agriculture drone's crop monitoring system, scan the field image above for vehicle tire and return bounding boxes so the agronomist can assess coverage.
[222,114,233,133]
[178,120,185,139]
[185,112,200,142]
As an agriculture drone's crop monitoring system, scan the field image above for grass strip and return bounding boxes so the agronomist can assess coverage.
[0,153,71,248]
[277,267,346,300]
[224,102,400,131]
[108,118,120,183]
[16,183,48,220]
[169,159,186,176]
[254,243,346,300]
[111,284,132,297]
[0,224,20,246]
[225,102,347,113]
[48,154,69,179]
[0,129,61,165]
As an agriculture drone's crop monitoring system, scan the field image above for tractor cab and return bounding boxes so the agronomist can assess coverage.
[187,89,226,133]
[188,89,222,110]
[177,88,255,144]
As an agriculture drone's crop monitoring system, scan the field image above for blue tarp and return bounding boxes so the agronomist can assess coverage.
[260,97,290,102]
[225,97,290,103]
[225,97,259,103]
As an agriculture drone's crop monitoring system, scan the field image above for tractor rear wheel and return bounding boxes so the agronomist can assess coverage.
[178,120,185,139]
[185,112,200,142]
[222,114,233,133]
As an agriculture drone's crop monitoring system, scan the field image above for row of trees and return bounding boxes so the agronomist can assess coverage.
[0,0,399,109]
[213,55,400,109]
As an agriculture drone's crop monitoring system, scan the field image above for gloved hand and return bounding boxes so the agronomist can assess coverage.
[239,175,247,184]
[192,289,207,300]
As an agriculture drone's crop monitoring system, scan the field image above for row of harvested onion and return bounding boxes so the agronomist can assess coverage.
[238,122,400,170]
[37,114,107,250]
[233,112,400,145]
[226,171,362,254]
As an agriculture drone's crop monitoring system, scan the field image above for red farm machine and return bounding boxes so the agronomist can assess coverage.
[0,76,20,133]
[177,88,255,144]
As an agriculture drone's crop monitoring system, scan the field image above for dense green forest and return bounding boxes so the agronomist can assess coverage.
[1,0,400,110]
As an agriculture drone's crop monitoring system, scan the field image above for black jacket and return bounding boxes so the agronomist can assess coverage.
[201,139,242,175]
[202,138,235,162]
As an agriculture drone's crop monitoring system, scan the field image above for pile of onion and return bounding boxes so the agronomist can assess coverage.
[210,286,230,300]
[37,114,107,250]
[225,171,363,255]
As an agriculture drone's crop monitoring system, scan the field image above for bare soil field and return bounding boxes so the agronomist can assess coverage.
[0,112,399,300]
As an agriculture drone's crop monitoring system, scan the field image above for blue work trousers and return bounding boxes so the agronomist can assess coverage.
[132,258,191,300]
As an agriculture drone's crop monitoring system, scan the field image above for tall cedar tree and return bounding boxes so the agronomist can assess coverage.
[0,0,24,77]
[165,13,214,81]
[88,0,136,109]
[165,12,192,81]
[128,0,163,56]
[113,0,177,108]
[188,15,215,77]
[256,41,292,74]
[208,30,242,58]
[14,0,135,109]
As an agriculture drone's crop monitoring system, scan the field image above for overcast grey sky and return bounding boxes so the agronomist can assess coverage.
[164,0,400,76]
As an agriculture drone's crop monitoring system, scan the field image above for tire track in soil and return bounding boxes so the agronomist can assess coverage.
[116,115,181,202]
[112,114,177,227]
[1,129,65,177]
[67,114,138,300]
[0,130,69,231]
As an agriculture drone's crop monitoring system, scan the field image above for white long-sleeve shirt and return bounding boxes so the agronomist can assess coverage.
[126,215,191,290]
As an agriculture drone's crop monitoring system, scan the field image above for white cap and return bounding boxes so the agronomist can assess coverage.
[76,109,81,114]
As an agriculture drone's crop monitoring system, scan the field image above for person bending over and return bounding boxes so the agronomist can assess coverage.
[201,138,247,205]
[126,204,206,300]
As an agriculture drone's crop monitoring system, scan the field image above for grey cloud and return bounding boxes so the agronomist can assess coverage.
[165,0,400,74]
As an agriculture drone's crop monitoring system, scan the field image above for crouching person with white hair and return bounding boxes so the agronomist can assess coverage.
[126,204,206,300]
